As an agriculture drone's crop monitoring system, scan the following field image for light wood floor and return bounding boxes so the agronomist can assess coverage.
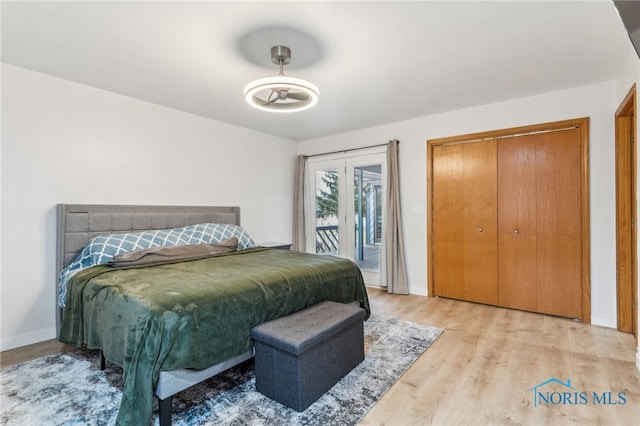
[361,288,640,426]
[2,288,639,425]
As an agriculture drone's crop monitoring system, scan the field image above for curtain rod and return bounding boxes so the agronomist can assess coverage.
[303,141,396,159]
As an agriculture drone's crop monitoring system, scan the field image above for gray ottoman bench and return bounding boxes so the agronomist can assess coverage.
[250,301,366,411]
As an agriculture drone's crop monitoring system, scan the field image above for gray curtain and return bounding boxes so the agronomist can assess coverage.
[292,155,306,251]
[381,139,409,294]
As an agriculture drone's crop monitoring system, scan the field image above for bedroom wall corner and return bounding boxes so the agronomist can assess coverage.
[0,64,297,351]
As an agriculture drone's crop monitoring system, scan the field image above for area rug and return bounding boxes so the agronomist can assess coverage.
[1,316,442,426]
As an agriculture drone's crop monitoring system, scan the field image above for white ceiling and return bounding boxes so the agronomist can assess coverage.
[1,1,634,142]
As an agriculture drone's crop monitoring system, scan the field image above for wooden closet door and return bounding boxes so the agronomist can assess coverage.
[534,128,582,318]
[497,136,538,312]
[463,140,498,304]
[498,128,582,318]
[433,140,497,304]
[433,144,465,300]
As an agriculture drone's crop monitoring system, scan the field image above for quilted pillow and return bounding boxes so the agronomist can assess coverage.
[58,223,256,307]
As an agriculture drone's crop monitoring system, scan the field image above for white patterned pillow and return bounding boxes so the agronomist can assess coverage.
[58,223,256,307]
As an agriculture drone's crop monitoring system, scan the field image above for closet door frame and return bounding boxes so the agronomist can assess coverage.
[615,84,637,339]
[427,117,591,323]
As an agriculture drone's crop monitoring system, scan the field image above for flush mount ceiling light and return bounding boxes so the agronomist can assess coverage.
[244,46,319,113]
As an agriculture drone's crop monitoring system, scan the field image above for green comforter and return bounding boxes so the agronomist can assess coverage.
[59,248,370,426]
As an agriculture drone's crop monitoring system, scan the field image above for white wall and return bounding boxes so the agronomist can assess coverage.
[298,81,619,328]
[0,64,296,350]
[614,50,640,371]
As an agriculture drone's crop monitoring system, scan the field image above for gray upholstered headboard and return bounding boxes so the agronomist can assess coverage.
[55,204,241,333]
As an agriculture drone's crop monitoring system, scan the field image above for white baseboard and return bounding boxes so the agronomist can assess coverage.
[411,287,428,296]
[590,316,616,329]
[0,327,56,352]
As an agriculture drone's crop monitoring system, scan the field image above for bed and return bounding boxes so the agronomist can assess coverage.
[55,204,370,426]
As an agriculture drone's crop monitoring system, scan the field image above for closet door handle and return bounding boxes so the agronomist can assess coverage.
[477,228,483,233]
[513,229,520,235]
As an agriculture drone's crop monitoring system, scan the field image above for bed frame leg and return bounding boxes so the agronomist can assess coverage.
[99,350,106,370]
[159,396,173,426]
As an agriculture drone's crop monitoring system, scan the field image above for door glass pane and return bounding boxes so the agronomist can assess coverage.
[353,164,382,271]
[314,169,339,255]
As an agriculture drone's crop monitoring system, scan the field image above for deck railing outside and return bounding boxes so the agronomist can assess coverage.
[315,225,380,271]
[315,225,338,254]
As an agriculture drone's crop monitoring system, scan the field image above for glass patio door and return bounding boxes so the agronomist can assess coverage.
[305,151,386,285]
[306,159,346,258]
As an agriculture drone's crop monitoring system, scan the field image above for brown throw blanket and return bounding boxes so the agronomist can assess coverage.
[107,237,238,267]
